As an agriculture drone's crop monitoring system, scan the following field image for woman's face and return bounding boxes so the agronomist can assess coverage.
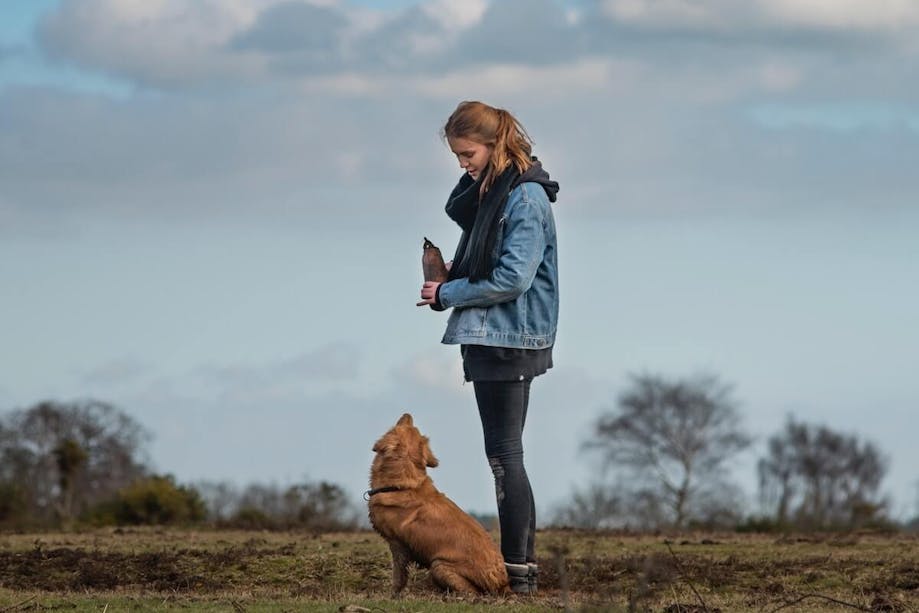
[447,136,492,181]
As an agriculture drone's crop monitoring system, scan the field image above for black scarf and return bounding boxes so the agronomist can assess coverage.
[445,160,559,283]
[444,165,520,282]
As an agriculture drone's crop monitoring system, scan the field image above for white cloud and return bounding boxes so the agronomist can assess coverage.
[4,0,919,522]
[82,357,153,386]
[420,0,488,30]
[603,0,734,30]
[392,349,465,393]
[763,0,919,31]
[34,0,919,96]
[193,342,362,392]
[36,0,381,87]
[758,61,803,93]
[7,0,918,230]
[295,57,637,101]
[602,0,919,32]
[412,58,623,99]
[38,0,268,86]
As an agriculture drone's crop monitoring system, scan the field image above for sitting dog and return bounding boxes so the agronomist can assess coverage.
[367,413,509,595]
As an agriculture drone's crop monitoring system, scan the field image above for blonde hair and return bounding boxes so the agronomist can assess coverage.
[442,101,533,194]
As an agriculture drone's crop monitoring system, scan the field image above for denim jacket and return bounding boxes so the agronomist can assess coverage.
[438,181,558,349]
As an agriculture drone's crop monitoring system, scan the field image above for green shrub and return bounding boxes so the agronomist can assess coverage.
[224,507,276,530]
[111,475,206,525]
[735,515,791,533]
[0,481,28,525]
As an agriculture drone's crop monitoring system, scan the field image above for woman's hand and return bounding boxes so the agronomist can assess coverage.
[416,281,442,307]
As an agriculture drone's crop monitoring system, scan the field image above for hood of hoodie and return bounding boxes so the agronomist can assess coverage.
[511,158,559,203]
[445,157,559,283]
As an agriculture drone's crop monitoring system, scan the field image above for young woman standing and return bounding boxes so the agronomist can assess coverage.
[417,100,559,595]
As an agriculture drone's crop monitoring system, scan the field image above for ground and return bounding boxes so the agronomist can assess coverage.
[0,528,917,612]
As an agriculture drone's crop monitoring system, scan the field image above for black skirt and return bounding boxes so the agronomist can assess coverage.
[461,344,553,382]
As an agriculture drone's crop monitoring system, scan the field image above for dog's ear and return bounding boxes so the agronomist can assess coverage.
[373,435,397,454]
[397,413,413,427]
[421,436,439,468]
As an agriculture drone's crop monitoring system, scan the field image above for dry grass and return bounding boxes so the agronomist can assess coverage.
[0,528,916,611]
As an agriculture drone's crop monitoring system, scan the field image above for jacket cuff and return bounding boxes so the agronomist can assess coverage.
[430,282,447,311]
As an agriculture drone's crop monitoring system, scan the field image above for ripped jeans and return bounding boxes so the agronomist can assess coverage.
[473,379,536,565]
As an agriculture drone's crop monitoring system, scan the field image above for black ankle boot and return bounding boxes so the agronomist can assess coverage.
[527,562,538,594]
[505,562,530,594]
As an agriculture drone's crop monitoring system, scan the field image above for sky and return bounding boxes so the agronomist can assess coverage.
[1,0,917,522]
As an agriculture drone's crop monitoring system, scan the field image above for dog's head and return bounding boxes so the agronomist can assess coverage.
[372,413,439,478]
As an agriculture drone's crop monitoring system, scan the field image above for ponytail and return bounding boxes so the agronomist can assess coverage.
[442,101,533,195]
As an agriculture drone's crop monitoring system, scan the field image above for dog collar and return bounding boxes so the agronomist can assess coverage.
[364,486,403,501]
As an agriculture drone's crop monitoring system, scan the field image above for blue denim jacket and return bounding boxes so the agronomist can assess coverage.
[438,181,558,349]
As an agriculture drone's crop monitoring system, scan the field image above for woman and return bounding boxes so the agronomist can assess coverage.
[417,100,559,595]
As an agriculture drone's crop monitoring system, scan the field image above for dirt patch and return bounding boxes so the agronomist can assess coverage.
[0,547,250,592]
[1,529,916,610]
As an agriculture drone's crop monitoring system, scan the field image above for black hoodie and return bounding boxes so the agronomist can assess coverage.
[445,158,559,283]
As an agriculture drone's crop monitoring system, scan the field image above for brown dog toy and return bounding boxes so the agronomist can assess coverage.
[422,237,449,283]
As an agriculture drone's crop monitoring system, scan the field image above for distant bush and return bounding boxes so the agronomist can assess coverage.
[0,482,29,526]
[735,516,792,534]
[108,475,207,525]
[224,507,275,530]
[201,480,361,531]
[736,513,900,534]
[469,512,499,531]
[0,400,149,528]
[0,399,367,532]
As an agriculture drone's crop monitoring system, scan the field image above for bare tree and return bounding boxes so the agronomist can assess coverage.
[550,483,623,529]
[53,438,87,522]
[758,418,888,529]
[199,480,360,530]
[908,481,919,532]
[0,400,149,523]
[582,373,751,529]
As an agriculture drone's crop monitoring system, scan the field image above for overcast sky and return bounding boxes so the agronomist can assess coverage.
[1,0,917,521]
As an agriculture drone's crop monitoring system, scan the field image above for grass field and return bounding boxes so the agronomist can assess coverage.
[1,528,917,612]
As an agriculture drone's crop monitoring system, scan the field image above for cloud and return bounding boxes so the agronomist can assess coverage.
[97,346,617,514]
[0,43,22,62]
[445,0,585,66]
[350,6,452,72]
[35,0,918,92]
[390,348,465,393]
[101,347,485,503]
[82,357,153,386]
[298,57,629,100]
[230,2,348,54]
[601,0,919,33]
[0,85,452,223]
[190,342,363,403]
[762,0,919,31]
[37,0,268,87]
[228,1,354,76]
[420,0,488,30]
[36,0,487,86]
[749,102,919,132]
[4,0,915,230]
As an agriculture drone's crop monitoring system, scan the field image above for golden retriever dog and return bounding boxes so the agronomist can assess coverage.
[367,413,509,595]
